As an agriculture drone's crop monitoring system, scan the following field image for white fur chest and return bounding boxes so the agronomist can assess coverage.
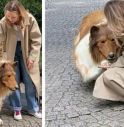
[75,32,103,82]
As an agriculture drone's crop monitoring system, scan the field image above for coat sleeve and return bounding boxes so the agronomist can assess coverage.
[28,15,42,62]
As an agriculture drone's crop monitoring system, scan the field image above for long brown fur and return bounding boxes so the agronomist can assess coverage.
[72,10,106,62]
[73,10,105,47]
[0,61,17,125]
[0,61,17,96]
[89,24,120,64]
[79,10,105,40]
[73,10,119,64]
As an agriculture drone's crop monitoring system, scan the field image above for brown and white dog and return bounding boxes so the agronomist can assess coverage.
[0,61,17,125]
[73,10,120,83]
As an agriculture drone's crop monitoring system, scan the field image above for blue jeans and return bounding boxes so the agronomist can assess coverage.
[9,42,39,113]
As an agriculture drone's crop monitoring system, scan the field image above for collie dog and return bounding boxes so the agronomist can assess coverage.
[73,10,120,83]
[0,61,17,125]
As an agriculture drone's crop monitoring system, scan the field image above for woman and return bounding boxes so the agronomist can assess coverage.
[0,0,42,120]
[93,0,124,102]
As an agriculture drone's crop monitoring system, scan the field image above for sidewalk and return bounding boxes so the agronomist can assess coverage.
[1,84,42,127]
[45,0,124,127]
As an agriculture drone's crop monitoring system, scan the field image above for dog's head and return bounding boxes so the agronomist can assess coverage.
[89,24,120,64]
[0,61,18,91]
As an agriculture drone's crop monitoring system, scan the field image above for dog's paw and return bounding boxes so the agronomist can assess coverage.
[0,119,3,125]
[98,60,111,69]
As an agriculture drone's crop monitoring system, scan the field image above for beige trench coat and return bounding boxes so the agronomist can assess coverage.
[93,52,124,101]
[0,12,41,97]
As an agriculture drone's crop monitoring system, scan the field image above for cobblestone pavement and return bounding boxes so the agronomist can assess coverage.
[45,0,124,127]
[0,87,42,127]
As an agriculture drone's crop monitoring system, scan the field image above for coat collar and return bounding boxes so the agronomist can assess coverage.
[24,12,30,25]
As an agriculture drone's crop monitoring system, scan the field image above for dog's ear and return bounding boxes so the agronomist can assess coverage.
[90,26,99,39]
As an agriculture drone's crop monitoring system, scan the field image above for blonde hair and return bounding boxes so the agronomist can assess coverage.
[4,0,27,28]
[104,0,124,37]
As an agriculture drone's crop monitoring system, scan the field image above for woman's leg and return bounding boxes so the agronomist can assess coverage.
[19,54,39,113]
[22,73,39,113]
[9,43,22,111]
[103,68,124,97]
[93,67,124,101]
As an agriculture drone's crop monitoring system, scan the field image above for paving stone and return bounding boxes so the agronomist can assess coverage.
[60,124,73,127]
[45,0,124,127]
[0,102,42,127]
[67,112,79,118]
[46,115,57,121]
[54,106,65,112]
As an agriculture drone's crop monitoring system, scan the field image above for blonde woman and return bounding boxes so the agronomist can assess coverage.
[93,0,124,101]
[0,0,42,120]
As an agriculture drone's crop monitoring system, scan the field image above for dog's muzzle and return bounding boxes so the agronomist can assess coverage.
[107,52,117,63]
[8,85,19,91]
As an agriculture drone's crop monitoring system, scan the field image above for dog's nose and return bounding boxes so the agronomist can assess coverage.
[108,52,115,59]
[107,52,117,63]
[15,85,19,89]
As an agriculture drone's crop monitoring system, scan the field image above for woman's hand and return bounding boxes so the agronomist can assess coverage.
[27,59,34,70]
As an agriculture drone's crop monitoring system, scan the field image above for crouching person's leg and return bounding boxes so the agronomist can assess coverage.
[93,67,124,101]
[103,68,124,101]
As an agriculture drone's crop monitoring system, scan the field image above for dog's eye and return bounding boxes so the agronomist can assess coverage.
[111,39,115,42]
[101,41,105,43]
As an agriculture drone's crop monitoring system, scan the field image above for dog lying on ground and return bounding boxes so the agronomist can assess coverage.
[0,61,17,125]
[73,10,120,83]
